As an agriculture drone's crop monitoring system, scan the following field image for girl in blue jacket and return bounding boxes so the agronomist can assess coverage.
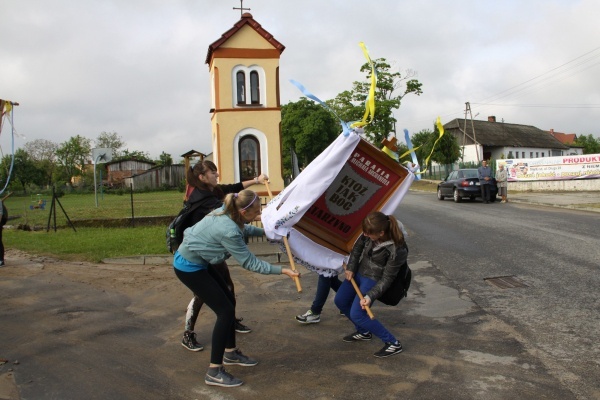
[173,189,299,388]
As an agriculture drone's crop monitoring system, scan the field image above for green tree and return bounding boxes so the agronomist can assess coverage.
[95,131,125,158]
[410,129,435,168]
[155,151,173,167]
[23,138,59,187]
[328,58,423,145]
[55,135,92,187]
[0,149,45,193]
[430,124,461,175]
[281,98,340,178]
[574,134,600,154]
[114,149,152,162]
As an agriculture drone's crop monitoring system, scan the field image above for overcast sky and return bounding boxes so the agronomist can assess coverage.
[1,0,599,162]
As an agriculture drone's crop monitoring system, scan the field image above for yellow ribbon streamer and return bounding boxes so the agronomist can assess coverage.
[350,42,376,129]
[1,100,12,115]
[397,117,446,175]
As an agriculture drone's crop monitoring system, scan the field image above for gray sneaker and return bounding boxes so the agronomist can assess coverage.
[205,366,243,387]
[295,309,320,324]
[223,349,258,367]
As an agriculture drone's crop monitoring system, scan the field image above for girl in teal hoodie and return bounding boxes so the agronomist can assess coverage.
[173,189,299,388]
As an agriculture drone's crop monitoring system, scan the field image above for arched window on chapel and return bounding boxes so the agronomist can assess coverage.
[233,66,264,107]
[239,136,261,181]
[236,71,246,104]
[250,71,260,104]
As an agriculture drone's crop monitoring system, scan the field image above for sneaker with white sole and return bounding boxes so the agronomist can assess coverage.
[181,331,203,352]
[205,366,243,387]
[295,309,321,324]
[343,331,372,342]
[373,341,403,358]
[234,318,252,334]
[223,349,258,367]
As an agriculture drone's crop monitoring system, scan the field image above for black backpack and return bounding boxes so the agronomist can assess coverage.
[166,199,214,254]
[379,262,412,306]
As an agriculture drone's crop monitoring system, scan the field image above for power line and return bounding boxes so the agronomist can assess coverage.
[471,103,600,109]
[476,46,600,105]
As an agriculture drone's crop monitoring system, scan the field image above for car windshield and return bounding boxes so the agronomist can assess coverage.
[463,170,478,178]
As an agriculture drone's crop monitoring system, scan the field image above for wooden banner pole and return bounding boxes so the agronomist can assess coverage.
[264,181,302,293]
[342,262,375,319]
[350,277,375,320]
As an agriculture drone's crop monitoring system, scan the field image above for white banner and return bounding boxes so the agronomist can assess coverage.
[499,154,600,181]
[262,131,414,276]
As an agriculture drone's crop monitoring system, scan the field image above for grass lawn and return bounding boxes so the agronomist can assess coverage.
[5,191,184,227]
[3,191,182,262]
[4,226,168,263]
[3,183,440,263]
[409,179,439,193]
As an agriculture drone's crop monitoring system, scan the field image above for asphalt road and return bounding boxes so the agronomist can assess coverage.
[1,191,598,399]
[397,191,600,400]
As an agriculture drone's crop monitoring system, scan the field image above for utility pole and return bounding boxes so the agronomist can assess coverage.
[462,102,480,163]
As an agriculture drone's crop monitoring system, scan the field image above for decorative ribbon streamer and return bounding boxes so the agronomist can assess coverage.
[381,136,399,161]
[289,79,351,136]
[290,42,378,137]
[350,42,377,129]
[403,129,421,180]
[382,145,398,161]
[421,117,445,174]
[397,117,445,176]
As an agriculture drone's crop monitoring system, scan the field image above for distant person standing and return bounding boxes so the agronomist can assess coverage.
[496,164,508,203]
[478,160,493,204]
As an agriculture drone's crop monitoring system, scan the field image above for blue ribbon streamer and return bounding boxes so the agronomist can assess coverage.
[404,129,421,180]
[289,79,351,136]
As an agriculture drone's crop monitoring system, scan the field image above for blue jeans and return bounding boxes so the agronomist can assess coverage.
[311,275,342,314]
[334,272,397,344]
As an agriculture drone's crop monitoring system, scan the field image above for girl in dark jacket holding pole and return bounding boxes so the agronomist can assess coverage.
[334,211,407,358]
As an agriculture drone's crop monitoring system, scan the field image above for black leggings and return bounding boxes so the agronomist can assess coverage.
[185,262,234,331]
[174,267,236,365]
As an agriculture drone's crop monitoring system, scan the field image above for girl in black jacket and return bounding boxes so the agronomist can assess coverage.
[334,211,407,358]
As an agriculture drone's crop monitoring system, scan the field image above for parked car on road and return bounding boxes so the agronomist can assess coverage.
[437,169,497,203]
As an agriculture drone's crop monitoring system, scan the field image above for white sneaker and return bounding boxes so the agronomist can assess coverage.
[295,309,321,324]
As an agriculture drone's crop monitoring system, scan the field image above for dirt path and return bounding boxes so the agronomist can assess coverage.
[0,250,577,399]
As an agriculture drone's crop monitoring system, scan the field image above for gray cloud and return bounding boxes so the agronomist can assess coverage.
[1,0,598,161]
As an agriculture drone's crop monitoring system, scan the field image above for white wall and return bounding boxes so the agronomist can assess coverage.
[509,178,600,192]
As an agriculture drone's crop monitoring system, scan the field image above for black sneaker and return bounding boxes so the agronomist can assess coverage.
[223,349,258,367]
[181,331,203,352]
[235,318,252,334]
[343,331,372,342]
[373,341,403,358]
[205,366,243,387]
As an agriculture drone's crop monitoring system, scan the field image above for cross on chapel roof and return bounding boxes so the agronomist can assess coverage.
[233,0,250,17]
